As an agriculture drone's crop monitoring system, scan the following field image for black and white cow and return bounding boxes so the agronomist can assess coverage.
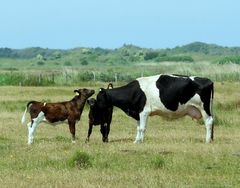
[96,74,214,144]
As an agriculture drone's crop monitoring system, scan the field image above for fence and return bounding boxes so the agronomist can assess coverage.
[1,69,240,86]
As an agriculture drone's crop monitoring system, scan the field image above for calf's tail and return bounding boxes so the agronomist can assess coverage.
[21,101,34,124]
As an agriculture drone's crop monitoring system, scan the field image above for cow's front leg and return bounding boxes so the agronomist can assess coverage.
[68,119,76,143]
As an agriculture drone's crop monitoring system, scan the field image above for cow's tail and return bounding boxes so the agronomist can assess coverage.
[21,101,34,124]
[210,82,214,113]
[210,82,214,141]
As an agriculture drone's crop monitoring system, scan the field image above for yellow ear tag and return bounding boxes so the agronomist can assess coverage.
[75,92,79,96]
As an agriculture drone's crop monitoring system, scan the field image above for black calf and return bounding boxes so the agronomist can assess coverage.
[86,83,113,142]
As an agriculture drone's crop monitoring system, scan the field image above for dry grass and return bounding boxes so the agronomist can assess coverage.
[0,83,239,188]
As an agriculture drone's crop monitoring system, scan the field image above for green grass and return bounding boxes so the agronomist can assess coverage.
[0,83,239,187]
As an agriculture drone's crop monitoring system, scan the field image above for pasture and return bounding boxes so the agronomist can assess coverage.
[0,82,239,187]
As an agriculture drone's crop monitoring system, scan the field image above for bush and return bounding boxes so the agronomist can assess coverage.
[37,61,45,66]
[151,156,165,169]
[218,56,240,64]
[68,151,92,169]
[81,59,88,65]
[144,51,159,60]
[155,55,194,62]
[64,61,72,66]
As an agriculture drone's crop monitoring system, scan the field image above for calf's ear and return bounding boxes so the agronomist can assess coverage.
[74,90,81,96]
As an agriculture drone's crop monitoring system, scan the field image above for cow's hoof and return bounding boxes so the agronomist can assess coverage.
[205,139,213,144]
[72,140,76,144]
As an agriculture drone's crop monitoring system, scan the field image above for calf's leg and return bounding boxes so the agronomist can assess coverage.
[68,120,76,143]
[100,123,108,142]
[28,111,44,145]
[86,123,93,142]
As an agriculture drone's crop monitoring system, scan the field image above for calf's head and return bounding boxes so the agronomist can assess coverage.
[74,88,95,99]
[107,83,113,89]
[87,98,97,109]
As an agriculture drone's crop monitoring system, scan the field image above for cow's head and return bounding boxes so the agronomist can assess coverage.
[74,88,95,99]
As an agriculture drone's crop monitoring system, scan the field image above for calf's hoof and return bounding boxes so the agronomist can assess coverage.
[133,140,141,144]
[102,137,109,143]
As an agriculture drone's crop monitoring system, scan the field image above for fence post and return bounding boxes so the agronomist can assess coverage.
[92,71,96,82]
[115,73,118,83]
[52,73,55,84]
[39,74,42,85]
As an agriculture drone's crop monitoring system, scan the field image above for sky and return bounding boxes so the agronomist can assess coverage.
[1,0,240,49]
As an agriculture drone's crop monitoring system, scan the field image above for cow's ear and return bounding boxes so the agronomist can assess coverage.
[99,88,105,92]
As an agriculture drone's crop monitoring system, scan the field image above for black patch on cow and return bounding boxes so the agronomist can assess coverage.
[193,77,214,116]
[96,80,146,121]
[156,75,199,111]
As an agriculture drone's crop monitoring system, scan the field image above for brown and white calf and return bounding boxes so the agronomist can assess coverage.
[21,88,95,144]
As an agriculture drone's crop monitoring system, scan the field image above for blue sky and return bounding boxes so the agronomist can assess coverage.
[1,0,240,49]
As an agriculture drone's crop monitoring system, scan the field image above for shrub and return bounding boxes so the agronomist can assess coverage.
[155,55,194,62]
[218,56,240,64]
[144,51,159,60]
[64,61,72,66]
[37,61,45,66]
[151,155,165,169]
[81,59,88,65]
[68,151,92,169]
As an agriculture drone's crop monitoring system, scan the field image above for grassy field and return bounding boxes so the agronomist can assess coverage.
[0,82,239,188]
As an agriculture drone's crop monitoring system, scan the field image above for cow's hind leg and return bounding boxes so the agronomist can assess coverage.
[134,111,149,144]
[202,111,214,143]
[28,111,44,145]
[134,121,140,144]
